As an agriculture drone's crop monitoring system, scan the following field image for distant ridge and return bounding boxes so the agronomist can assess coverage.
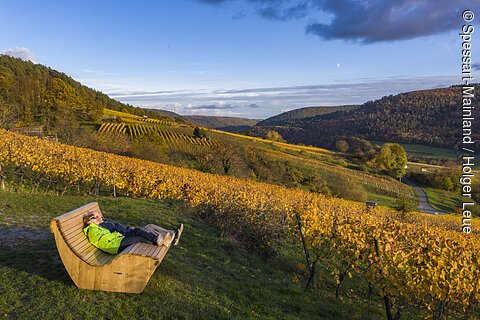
[184,115,260,133]
[253,85,479,151]
[145,108,181,119]
[257,105,359,127]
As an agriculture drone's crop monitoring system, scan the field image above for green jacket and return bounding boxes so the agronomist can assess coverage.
[83,223,125,255]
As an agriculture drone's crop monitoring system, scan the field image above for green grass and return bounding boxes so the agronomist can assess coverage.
[370,140,458,160]
[423,187,479,215]
[365,192,402,208]
[0,190,386,320]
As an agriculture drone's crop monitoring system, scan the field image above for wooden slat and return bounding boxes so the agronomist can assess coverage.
[88,251,114,266]
[145,245,157,257]
[82,246,102,263]
[60,211,100,230]
[152,245,163,257]
[70,239,90,252]
[62,229,87,240]
[70,241,91,259]
[60,228,83,240]
[54,202,99,222]
[97,253,116,265]
[76,242,97,257]
[84,250,107,265]
[75,238,94,253]
[155,246,170,264]
[65,230,85,242]
[122,243,142,255]
[59,216,85,230]
[136,244,151,256]
[129,244,147,255]
[72,243,98,260]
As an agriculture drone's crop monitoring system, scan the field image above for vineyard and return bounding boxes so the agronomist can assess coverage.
[98,122,220,147]
[1,129,479,319]
[103,108,174,125]
[101,109,406,201]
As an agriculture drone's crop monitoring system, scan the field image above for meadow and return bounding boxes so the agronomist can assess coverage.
[0,191,383,320]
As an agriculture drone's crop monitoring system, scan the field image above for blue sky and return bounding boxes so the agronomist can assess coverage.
[1,0,478,119]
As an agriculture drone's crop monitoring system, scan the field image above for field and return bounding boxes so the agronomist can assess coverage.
[95,110,414,206]
[370,140,458,160]
[99,109,220,147]
[1,129,480,319]
[0,191,384,320]
[423,187,480,216]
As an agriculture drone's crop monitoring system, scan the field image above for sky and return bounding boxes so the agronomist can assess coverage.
[1,0,478,119]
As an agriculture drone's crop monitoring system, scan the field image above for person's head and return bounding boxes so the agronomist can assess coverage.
[83,212,98,227]
[92,211,104,223]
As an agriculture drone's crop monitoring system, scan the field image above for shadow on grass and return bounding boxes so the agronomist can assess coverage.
[0,226,72,285]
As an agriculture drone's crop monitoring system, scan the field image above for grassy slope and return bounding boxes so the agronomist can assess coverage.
[0,190,385,320]
[97,109,412,206]
[207,129,409,205]
[423,187,480,216]
[370,140,458,160]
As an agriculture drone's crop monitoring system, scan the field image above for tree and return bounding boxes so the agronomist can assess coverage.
[193,126,207,138]
[0,96,15,129]
[286,164,304,187]
[212,144,238,175]
[392,194,416,217]
[374,143,407,179]
[335,139,349,152]
[265,130,285,142]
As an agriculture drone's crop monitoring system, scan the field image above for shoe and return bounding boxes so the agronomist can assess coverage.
[166,231,175,246]
[173,224,184,246]
[156,232,172,247]
[156,234,164,246]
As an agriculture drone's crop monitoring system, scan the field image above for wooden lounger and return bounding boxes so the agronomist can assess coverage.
[50,202,171,293]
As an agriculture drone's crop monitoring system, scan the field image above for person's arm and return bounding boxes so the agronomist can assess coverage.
[112,221,128,234]
[101,220,128,235]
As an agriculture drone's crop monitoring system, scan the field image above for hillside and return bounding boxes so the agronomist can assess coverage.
[0,55,174,131]
[257,105,359,127]
[1,130,479,319]
[2,56,460,210]
[145,108,182,119]
[0,191,385,319]
[184,115,260,133]
[253,86,479,152]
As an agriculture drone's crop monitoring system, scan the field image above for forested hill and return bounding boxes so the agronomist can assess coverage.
[0,55,171,129]
[253,85,479,151]
[184,115,260,133]
[257,105,359,127]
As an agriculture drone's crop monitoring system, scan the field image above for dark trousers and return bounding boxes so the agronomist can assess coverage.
[118,228,157,253]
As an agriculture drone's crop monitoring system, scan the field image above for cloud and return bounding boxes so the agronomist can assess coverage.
[195,0,480,43]
[184,101,260,110]
[258,1,309,21]
[473,63,480,71]
[306,0,477,43]
[187,102,239,110]
[109,75,459,118]
[2,47,37,63]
